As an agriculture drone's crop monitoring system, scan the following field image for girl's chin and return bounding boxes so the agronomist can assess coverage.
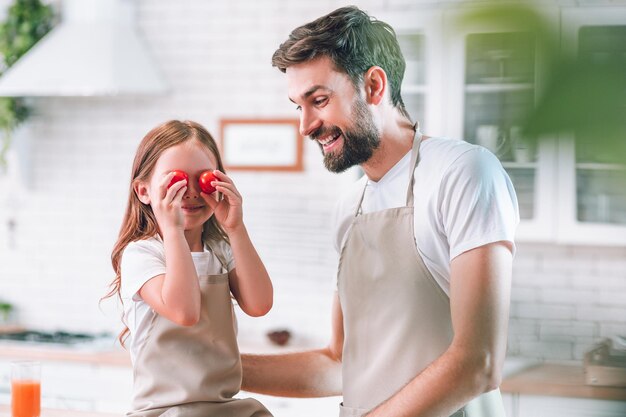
[183,220,206,231]
[183,214,214,231]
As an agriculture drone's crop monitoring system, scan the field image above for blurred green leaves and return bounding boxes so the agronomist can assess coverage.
[528,58,626,157]
[0,0,54,69]
[0,0,54,168]
[457,3,626,166]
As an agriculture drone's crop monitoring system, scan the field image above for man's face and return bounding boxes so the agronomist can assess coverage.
[286,56,380,173]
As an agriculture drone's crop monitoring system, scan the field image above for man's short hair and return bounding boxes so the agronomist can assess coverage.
[272,6,408,117]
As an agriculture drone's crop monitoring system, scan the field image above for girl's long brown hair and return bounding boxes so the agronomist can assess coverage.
[103,120,229,347]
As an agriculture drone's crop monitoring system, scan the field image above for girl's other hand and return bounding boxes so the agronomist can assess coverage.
[202,170,243,233]
[152,171,187,235]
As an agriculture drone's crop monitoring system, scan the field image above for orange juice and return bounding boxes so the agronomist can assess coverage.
[11,379,40,417]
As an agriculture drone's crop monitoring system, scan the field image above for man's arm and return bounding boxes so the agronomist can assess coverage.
[241,291,344,397]
[366,241,513,417]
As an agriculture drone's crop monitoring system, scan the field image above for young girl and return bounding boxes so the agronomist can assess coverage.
[105,120,274,417]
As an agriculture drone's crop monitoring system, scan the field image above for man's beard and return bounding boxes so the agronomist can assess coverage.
[311,97,380,173]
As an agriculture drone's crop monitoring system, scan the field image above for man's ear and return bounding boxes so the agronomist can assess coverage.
[134,180,151,205]
[363,66,387,106]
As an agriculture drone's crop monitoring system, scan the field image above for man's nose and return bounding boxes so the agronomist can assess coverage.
[299,108,321,137]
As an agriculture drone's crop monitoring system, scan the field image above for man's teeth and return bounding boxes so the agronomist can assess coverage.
[319,134,340,146]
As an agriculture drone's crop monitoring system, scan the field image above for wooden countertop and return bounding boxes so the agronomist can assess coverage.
[0,335,307,367]
[0,405,120,417]
[4,344,624,402]
[0,343,131,367]
[501,363,626,401]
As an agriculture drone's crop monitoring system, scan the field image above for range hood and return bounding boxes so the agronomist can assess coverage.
[0,0,168,97]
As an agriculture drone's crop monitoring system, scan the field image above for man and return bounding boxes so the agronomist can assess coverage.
[242,6,519,417]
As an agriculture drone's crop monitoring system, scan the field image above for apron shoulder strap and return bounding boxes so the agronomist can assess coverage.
[353,180,368,217]
[204,239,230,274]
[406,126,423,208]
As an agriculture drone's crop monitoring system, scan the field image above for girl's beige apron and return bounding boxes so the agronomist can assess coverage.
[127,248,272,417]
[337,131,505,417]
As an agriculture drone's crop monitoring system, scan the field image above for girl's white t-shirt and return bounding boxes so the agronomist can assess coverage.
[331,137,520,295]
[120,236,235,363]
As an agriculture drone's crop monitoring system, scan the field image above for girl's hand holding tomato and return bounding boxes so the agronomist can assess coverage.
[198,170,218,195]
[168,170,189,189]
[200,170,243,233]
[153,170,188,234]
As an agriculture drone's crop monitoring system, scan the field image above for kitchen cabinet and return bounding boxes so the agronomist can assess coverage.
[0,405,120,417]
[554,7,626,245]
[517,395,626,417]
[445,5,560,243]
[242,392,341,417]
[501,392,516,417]
[1,356,341,416]
[383,4,626,245]
[377,9,445,135]
[0,358,132,414]
[0,339,340,416]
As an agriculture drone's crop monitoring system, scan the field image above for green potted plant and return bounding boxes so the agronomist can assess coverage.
[0,0,54,171]
[0,300,13,324]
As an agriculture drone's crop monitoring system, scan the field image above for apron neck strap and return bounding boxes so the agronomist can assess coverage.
[354,124,422,217]
[406,125,423,208]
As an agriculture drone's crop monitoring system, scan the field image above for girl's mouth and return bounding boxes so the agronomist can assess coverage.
[181,205,205,213]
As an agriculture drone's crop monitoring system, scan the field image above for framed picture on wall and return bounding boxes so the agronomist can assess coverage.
[219,119,303,171]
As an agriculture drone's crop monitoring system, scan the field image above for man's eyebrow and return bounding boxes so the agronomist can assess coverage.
[288,85,331,103]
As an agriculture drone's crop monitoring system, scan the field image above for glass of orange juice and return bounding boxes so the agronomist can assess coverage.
[11,361,41,417]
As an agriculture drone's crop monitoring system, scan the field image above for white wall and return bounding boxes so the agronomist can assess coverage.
[0,0,625,362]
[510,243,626,360]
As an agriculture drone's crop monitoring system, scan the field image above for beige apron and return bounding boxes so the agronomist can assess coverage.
[337,131,506,417]
[127,246,272,417]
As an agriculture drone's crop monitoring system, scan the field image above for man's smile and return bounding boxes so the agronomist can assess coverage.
[312,126,343,153]
[318,132,342,152]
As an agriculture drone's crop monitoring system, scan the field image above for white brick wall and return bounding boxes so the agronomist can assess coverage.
[0,0,625,363]
[510,243,626,360]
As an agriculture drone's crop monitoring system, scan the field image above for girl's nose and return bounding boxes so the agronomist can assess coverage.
[183,178,200,198]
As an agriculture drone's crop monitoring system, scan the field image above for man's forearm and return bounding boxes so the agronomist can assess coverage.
[241,348,342,397]
[367,243,512,417]
[366,344,500,417]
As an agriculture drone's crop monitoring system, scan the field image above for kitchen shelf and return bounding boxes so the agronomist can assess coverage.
[575,163,626,171]
[465,83,534,93]
[402,84,428,94]
[502,162,539,170]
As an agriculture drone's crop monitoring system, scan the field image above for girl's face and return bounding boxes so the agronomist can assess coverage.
[146,139,219,233]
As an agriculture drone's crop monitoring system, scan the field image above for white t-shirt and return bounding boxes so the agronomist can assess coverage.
[120,235,235,363]
[331,137,519,295]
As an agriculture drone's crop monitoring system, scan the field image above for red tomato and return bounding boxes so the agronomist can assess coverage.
[167,170,189,189]
[198,170,218,194]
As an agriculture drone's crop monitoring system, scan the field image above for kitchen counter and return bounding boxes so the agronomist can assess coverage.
[0,405,120,417]
[5,343,624,402]
[0,335,304,367]
[0,343,131,367]
[501,363,626,401]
